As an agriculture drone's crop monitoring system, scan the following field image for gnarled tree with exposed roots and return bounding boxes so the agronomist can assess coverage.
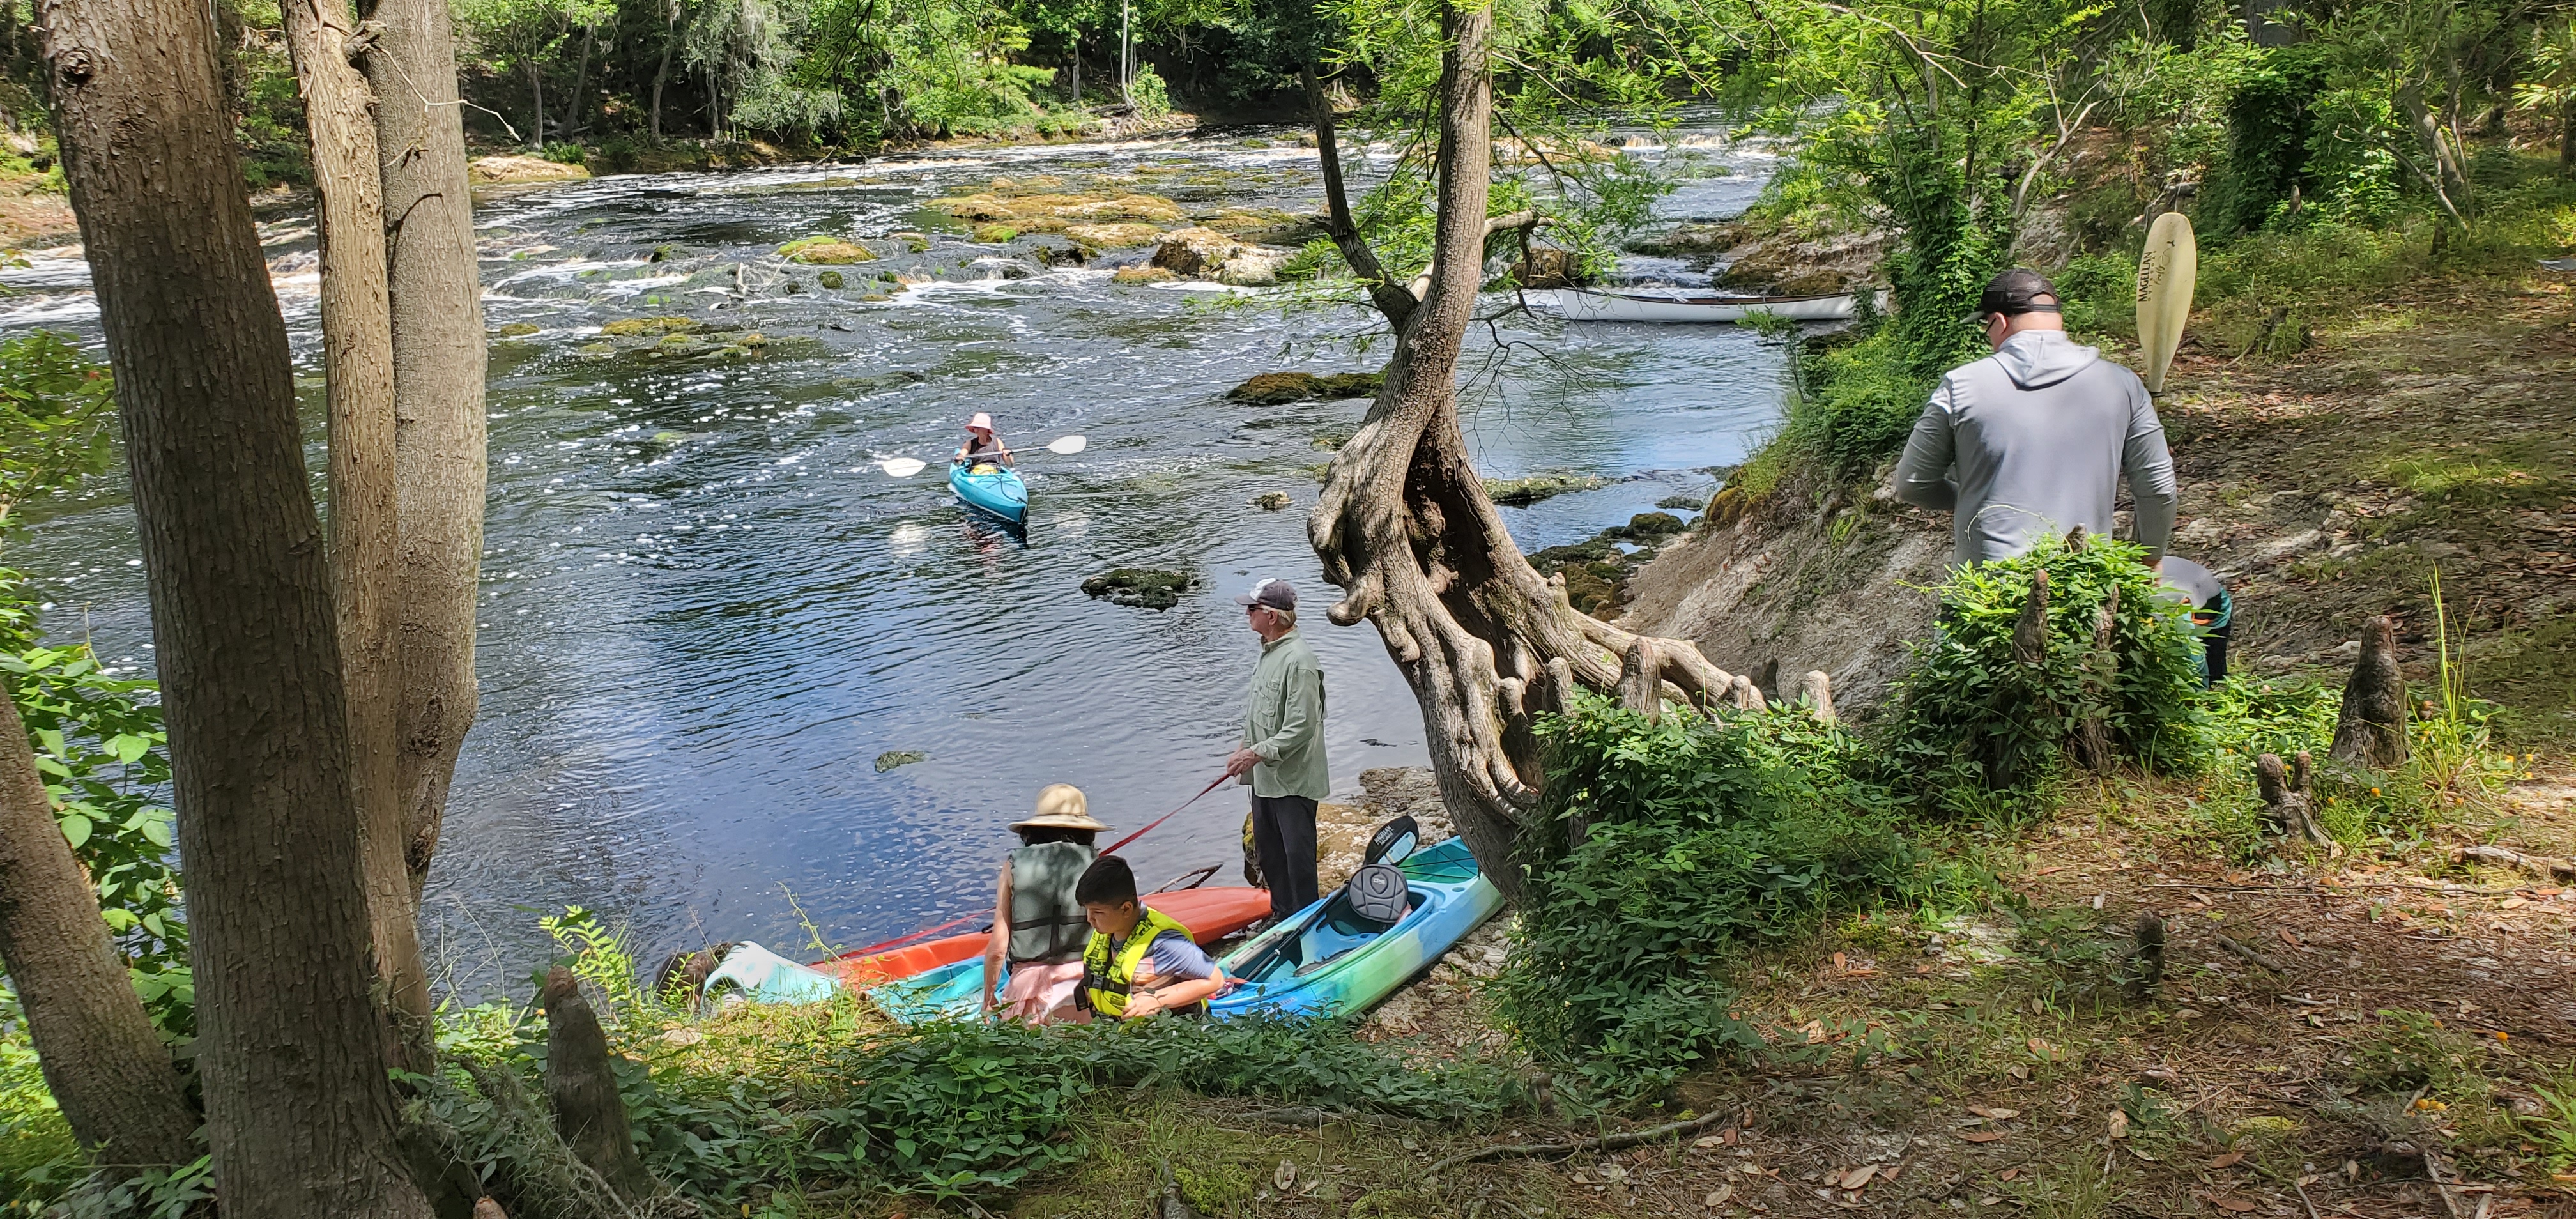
[1303,1,1770,896]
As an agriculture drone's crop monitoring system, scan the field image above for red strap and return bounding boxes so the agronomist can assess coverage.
[1103,772,1232,855]
[843,770,1229,960]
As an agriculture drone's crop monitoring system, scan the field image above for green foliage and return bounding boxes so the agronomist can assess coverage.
[0,575,192,1042]
[1888,533,2209,799]
[0,332,116,529]
[427,985,1505,1207]
[1,983,80,1215]
[1494,695,1977,1094]
[1128,63,1170,118]
[540,905,649,1016]
[1784,321,1936,477]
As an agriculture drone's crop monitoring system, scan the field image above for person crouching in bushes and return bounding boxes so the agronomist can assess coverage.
[1073,855,1229,1020]
[981,783,1108,1023]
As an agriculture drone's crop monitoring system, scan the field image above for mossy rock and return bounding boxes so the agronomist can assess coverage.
[652,334,707,357]
[891,232,931,252]
[873,750,928,773]
[493,321,541,337]
[576,341,616,359]
[601,316,700,337]
[777,236,875,264]
[1483,473,1604,505]
[1625,511,1687,536]
[1064,222,1165,250]
[861,293,894,302]
[817,270,845,289]
[1112,266,1178,286]
[1251,491,1292,510]
[1655,493,1703,510]
[972,224,1020,244]
[1080,567,1199,611]
[1226,371,1383,405]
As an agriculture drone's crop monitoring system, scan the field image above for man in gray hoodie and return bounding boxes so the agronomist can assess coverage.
[1894,268,2178,567]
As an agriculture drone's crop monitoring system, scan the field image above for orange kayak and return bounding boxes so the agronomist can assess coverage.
[813,885,1271,988]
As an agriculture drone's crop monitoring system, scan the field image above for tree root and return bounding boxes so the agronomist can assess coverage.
[1424,1107,1737,1176]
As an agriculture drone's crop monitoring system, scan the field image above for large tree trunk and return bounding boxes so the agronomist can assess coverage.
[362,0,488,914]
[34,0,434,1210]
[282,0,429,1061]
[1305,0,1738,898]
[0,694,198,1166]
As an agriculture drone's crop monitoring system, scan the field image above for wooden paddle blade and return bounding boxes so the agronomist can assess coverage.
[879,457,929,478]
[2136,211,2198,395]
[1045,434,1087,455]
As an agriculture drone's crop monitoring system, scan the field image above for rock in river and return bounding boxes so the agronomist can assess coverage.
[468,155,591,186]
[1081,567,1199,611]
[874,750,928,772]
[1226,371,1383,405]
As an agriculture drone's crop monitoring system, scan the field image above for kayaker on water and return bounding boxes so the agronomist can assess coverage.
[1071,855,1228,1020]
[956,411,1014,467]
[1225,577,1327,926]
[1894,268,2177,568]
[979,784,1106,1023]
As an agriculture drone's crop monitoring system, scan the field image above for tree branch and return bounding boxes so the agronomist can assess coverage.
[1303,66,1416,330]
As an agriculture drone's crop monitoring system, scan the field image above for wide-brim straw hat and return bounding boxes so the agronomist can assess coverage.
[1009,783,1111,833]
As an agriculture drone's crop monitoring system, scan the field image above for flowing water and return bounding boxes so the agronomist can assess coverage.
[4,123,1790,996]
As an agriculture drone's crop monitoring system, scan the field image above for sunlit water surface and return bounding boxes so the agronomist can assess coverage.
[5,123,1791,996]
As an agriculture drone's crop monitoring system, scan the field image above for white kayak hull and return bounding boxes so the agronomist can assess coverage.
[1538,288,1871,323]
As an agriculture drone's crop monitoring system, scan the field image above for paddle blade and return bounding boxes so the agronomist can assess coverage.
[2135,211,2198,396]
[878,457,929,478]
[1045,434,1087,456]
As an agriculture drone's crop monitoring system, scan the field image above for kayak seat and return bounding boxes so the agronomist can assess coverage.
[1286,885,1424,976]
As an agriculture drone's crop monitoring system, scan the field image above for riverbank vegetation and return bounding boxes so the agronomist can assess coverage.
[2,0,2573,1199]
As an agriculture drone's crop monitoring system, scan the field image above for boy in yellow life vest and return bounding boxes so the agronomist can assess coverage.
[1071,856,1229,1020]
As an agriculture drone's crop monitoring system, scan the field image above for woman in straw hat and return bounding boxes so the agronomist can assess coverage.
[954,412,1014,468]
[981,784,1110,1023]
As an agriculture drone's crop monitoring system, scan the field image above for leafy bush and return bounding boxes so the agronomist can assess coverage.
[1887,532,2209,799]
[1494,696,1974,1094]
[1784,323,1939,477]
[0,577,192,1042]
[633,1013,1507,1199]
[0,331,116,526]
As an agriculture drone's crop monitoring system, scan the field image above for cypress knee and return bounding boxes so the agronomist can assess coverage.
[2012,569,2051,668]
[1798,670,1837,725]
[2328,616,2410,769]
[540,967,657,1202]
[2071,586,2121,771]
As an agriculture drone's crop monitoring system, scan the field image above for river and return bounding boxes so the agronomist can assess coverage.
[3,122,1789,998]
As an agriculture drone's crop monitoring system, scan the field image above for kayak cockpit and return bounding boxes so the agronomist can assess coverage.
[1229,888,1427,981]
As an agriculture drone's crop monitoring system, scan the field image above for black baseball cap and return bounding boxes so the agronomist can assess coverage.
[1971,268,2063,323]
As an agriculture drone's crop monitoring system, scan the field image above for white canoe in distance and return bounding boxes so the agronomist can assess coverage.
[1536,287,1880,323]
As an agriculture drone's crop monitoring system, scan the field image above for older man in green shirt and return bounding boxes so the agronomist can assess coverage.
[1223,577,1328,922]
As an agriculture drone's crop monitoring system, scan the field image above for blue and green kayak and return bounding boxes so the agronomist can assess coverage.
[866,835,1500,1023]
[949,459,1027,524]
[1209,835,1499,1019]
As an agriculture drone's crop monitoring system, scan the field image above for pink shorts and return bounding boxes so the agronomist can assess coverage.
[997,959,1086,1024]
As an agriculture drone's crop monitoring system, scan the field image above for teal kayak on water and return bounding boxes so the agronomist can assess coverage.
[949,459,1027,524]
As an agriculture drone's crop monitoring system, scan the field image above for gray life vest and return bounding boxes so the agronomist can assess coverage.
[1008,841,1098,965]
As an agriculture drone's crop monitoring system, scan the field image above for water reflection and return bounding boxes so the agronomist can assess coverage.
[5,121,1794,998]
